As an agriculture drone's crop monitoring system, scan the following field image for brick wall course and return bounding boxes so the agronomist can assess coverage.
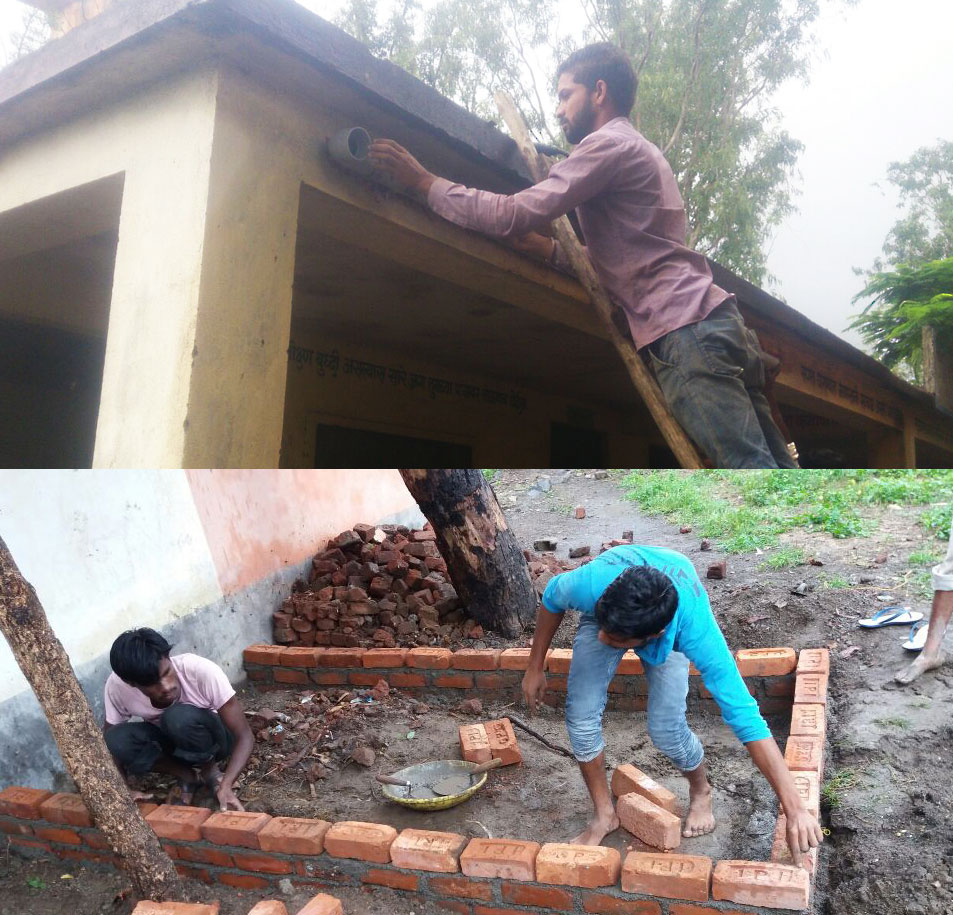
[622,852,712,902]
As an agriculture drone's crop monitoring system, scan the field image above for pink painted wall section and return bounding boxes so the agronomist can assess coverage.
[185,470,418,596]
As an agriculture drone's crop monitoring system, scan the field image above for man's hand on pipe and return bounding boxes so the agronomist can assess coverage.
[368,139,436,194]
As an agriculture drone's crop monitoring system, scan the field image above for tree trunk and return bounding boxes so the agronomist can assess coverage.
[0,535,182,901]
[399,470,536,638]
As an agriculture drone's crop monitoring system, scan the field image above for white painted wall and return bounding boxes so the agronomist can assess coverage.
[0,470,222,703]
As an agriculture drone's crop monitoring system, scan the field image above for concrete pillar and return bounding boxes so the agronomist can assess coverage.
[903,414,918,469]
[923,325,953,415]
[93,77,299,468]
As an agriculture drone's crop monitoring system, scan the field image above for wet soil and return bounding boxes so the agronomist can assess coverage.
[3,469,952,914]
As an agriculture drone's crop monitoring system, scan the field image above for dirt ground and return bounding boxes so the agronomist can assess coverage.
[3,469,952,915]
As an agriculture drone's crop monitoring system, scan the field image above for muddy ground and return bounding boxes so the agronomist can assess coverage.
[3,469,952,915]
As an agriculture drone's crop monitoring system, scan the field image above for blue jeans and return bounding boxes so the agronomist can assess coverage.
[565,616,704,770]
[647,299,798,469]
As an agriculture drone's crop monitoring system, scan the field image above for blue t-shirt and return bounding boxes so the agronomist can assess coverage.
[541,545,770,744]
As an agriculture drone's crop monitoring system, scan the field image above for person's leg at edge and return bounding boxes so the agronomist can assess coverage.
[896,589,953,684]
[644,651,714,837]
[565,616,626,845]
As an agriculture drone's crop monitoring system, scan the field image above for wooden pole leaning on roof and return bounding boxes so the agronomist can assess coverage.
[494,92,704,469]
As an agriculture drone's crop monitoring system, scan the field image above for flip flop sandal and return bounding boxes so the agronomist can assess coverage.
[901,619,929,652]
[857,606,923,628]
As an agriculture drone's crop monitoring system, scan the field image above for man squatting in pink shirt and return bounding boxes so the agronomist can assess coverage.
[103,629,254,810]
[369,43,798,469]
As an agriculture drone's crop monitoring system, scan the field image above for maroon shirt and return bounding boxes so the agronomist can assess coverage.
[427,116,729,349]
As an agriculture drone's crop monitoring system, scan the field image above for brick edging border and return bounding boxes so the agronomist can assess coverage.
[0,648,830,915]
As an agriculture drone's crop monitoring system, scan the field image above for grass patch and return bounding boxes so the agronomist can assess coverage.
[873,715,911,730]
[760,546,805,569]
[821,573,852,589]
[822,769,861,809]
[907,548,942,566]
[620,470,953,554]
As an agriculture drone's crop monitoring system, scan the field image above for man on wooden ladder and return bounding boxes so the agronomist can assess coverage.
[369,42,798,469]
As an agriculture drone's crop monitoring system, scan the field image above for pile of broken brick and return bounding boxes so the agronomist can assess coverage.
[275,524,591,651]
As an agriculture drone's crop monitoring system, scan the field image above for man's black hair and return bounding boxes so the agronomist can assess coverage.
[109,628,172,686]
[594,565,678,639]
[556,42,638,116]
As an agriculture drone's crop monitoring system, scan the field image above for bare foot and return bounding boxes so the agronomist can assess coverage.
[895,651,946,685]
[570,809,620,846]
[682,785,716,838]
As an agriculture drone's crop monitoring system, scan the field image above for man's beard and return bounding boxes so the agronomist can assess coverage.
[563,100,597,145]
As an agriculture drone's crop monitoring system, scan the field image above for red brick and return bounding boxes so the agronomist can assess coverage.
[7,835,50,853]
[310,671,348,686]
[321,647,367,667]
[790,703,826,737]
[391,828,466,873]
[175,864,213,883]
[201,810,271,847]
[784,735,824,774]
[474,673,505,689]
[434,673,475,689]
[611,765,678,814]
[218,873,270,890]
[536,843,621,888]
[484,718,522,765]
[459,723,492,764]
[174,845,234,867]
[131,904,220,914]
[244,644,285,666]
[361,867,420,890]
[34,826,83,845]
[790,770,822,817]
[450,649,501,670]
[247,903,288,915]
[279,647,324,667]
[735,647,797,677]
[146,805,213,841]
[233,851,294,874]
[582,894,663,914]
[388,671,427,688]
[406,647,452,669]
[796,648,830,676]
[499,648,547,670]
[38,793,93,827]
[323,821,397,863]
[712,860,810,910]
[296,895,343,915]
[0,816,34,836]
[362,648,408,668]
[793,672,829,705]
[547,675,569,692]
[622,852,712,902]
[770,816,819,875]
[547,649,574,673]
[429,875,494,901]
[460,838,540,880]
[617,793,681,851]
[618,652,644,675]
[0,786,52,819]
[501,882,573,909]
[274,668,311,685]
[348,671,387,687]
[259,817,331,855]
[136,801,159,818]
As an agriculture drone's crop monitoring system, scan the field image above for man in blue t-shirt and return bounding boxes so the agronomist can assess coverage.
[522,544,822,863]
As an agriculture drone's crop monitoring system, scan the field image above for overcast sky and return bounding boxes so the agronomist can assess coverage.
[3,0,951,347]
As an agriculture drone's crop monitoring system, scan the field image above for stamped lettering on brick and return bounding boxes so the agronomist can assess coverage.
[794,673,828,703]
[790,704,825,736]
[646,858,700,875]
[785,735,822,771]
[797,648,830,674]
[459,724,492,764]
[791,772,820,814]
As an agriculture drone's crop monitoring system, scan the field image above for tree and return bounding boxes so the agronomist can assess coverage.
[2,6,51,65]
[870,139,953,272]
[0,534,183,901]
[398,469,536,637]
[336,0,855,285]
[849,257,953,383]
